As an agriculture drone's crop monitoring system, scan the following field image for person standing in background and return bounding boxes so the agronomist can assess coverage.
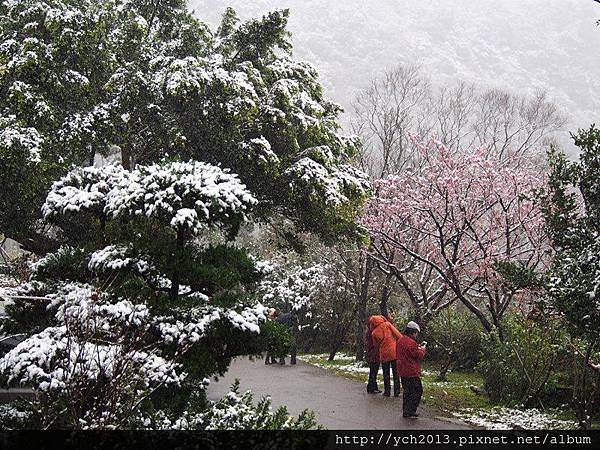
[370,313,402,397]
[265,308,278,365]
[275,310,298,365]
[364,318,381,394]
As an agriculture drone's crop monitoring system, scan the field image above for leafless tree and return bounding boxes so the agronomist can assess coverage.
[351,64,567,178]
[472,88,566,162]
[351,64,433,178]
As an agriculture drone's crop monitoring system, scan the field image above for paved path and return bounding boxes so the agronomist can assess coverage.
[0,388,34,404]
[207,357,471,430]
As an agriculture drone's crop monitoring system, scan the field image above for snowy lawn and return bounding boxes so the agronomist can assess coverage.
[451,407,576,430]
[298,353,578,430]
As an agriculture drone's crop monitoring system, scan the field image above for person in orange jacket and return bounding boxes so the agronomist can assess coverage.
[369,312,402,397]
[396,321,426,418]
[364,319,381,394]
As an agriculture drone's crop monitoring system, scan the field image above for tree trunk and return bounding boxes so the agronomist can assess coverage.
[88,146,95,167]
[121,147,132,171]
[328,344,341,361]
[436,353,453,382]
[574,340,597,429]
[329,300,360,361]
[379,272,393,316]
[492,311,505,342]
[327,324,345,361]
[355,316,366,362]
[354,255,373,361]
[169,230,184,301]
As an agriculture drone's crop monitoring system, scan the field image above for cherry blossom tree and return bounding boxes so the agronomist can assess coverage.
[364,137,547,337]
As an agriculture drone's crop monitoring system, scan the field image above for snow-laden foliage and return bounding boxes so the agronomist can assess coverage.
[1,1,366,429]
[0,286,182,428]
[0,403,33,430]
[41,165,126,219]
[42,161,256,233]
[547,232,600,336]
[29,245,82,276]
[107,161,256,231]
[259,262,328,312]
[0,279,271,428]
[2,146,287,429]
[541,127,600,428]
[0,0,115,247]
[2,0,369,250]
[0,123,43,163]
[130,380,317,430]
[284,147,370,207]
[165,381,317,430]
[88,244,151,274]
[156,303,268,346]
[256,256,360,354]
[2,326,182,393]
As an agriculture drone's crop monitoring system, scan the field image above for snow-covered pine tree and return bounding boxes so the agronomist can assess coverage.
[0,0,369,253]
[543,126,600,429]
[0,0,369,429]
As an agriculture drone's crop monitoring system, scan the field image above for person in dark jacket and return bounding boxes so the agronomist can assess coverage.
[265,308,278,365]
[364,319,381,394]
[275,311,298,365]
[396,321,426,418]
[370,313,402,397]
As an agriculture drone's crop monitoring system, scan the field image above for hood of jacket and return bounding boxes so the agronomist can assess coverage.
[368,315,386,329]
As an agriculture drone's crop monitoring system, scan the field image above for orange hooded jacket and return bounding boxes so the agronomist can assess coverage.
[369,315,402,363]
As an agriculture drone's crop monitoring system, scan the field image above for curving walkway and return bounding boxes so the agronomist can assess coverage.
[207,357,472,430]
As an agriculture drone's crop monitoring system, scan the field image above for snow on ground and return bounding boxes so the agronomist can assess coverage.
[0,273,18,316]
[300,353,578,430]
[298,353,435,377]
[451,407,576,430]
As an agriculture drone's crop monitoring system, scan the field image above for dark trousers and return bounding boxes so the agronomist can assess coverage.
[279,341,297,365]
[401,377,423,415]
[382,360,400,395]
[367,362,380,392]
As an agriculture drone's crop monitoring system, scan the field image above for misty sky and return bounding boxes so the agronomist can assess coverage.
[191,0,600,151]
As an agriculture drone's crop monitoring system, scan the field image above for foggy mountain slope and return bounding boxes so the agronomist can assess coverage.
[191,0,600,151]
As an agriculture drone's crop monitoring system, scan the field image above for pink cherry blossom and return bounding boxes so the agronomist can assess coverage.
[363,137,547,331]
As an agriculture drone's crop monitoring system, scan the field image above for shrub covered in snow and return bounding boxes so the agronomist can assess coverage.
[168,380,318,430]
[536,127,600,428]
[0,402,34,430]
[0,159,276,428]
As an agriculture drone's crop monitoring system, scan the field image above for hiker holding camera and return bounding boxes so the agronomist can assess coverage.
[395,321,427,418]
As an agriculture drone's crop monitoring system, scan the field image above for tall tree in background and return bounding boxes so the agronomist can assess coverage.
[0,0,369,255]
[352,64,566,179]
